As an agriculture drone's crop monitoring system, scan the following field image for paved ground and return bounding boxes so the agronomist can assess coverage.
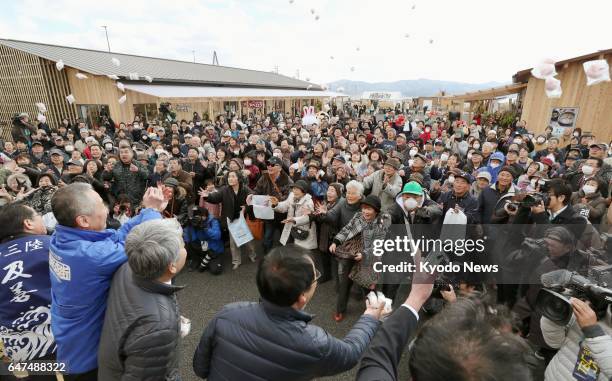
[175,241,411,381]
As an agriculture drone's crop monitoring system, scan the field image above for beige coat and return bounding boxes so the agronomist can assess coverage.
[274,192,317,250]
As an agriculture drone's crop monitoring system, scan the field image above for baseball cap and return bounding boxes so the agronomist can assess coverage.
[400,181,423,196]
[476,170,492,183]
[266,156,283,166]
[50,148,64,156]
[589,143,608,150]
[67,159,83,167]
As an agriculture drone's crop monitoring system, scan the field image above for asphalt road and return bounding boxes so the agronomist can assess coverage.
[175,241,411,381]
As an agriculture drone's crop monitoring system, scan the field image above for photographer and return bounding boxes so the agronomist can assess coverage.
[515,178,587,241]
[183,206,223,274]
[541,300,612,380]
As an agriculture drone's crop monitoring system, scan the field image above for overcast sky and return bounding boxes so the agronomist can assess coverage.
[2,0,610,86]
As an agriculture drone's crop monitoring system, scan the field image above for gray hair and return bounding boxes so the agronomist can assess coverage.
[125,219,183,280]
[51,183,96,227]
[346,180,364,196]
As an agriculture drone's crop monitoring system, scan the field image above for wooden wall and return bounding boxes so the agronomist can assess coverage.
[0,45,76,141]
[520,53,612,141]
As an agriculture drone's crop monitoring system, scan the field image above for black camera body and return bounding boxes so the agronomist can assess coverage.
[187,206,208,229]
[537,268,612,325]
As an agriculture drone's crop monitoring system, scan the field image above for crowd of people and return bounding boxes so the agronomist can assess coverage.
[1,105,611,380]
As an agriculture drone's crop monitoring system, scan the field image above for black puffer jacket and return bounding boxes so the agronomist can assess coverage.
[102,160,149,205]
[98,263,183,381]
[193,299,380,381]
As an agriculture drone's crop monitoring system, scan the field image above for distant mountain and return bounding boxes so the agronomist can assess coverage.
[328,79,506,97]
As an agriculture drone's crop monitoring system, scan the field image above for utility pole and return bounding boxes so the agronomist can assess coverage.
[101,26,111,52]
[212,51,219,65]
[274,65,279,74]
[192,50,196,63]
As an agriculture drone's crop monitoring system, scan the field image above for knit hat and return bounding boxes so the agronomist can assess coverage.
[164,177,179,188]
[475,169,492,183]
[400,181,423,196]
[499,166,517,178]
[360,195,381,212]
[408,172,425,185]
[384,158,401,170]
[540,157,554,168]
[292,180,310,193]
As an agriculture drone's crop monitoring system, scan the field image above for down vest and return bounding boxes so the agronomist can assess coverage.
[193,299,380,380]
[542,308,612,381]
[98,263,183,381]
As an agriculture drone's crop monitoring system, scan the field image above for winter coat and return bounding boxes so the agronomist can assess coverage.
[193,299,380,380]
[49,208,162,373]
[332,211,392,285]
[102,160,149,205]
[98,263,183,381]
[274,192,317,250]
[314,198,342,253]
[254,171,293,201]
[183,215,223,254]
[362,170,403,212]
[204,184,252,230]
[389,192,442,243]
[478,182,518,225]
[317,198,363,228]
[571,190,608,224]
[24,185,57,214]
[542,308,612,381]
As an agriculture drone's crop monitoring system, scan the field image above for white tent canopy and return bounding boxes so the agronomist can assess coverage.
[125,84,342,99]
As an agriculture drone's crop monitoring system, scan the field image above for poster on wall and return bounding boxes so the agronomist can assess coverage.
[549,107,579,136]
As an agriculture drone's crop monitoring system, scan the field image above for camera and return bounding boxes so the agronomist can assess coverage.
[506,189,551,212]
[536,267,612,325]
[187,206,208,229]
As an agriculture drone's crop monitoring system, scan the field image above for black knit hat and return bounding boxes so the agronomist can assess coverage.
[360,195,381,213]
[292,180,310,193]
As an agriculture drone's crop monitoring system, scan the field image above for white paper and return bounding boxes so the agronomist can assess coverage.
[252,195,271,206]
[279,224,292,246]
[253,205,274,220]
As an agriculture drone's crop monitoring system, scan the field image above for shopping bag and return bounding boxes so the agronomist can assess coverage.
[246,215,264,240]
[227,213,254,247]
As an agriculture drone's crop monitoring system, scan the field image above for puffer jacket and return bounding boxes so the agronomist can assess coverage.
[362,169,403,212]
[571,190,608,224]
[98,263,183,381]
[193,299,380,381]
[542,308,612,381]
[274,192,317,250]
[102,160,149,204]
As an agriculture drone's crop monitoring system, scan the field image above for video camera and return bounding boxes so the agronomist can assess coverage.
[536,267,612,325]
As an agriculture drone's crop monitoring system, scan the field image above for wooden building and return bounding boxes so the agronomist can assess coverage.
[514,49,612,141]
[0,39,338,141]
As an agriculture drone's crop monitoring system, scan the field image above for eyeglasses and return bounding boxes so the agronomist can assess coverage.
[312,268,322,284]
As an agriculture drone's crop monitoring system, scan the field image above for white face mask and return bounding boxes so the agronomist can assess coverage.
[409,149,418,157]
[447,175,455,184]
[273,152,282,158]
[440,154,449,162]
[513,139,523,144]
[203,143,212,150]
[582,165,594,176]
[404,197,419,210]
[537,137,546,144]
[582,184,596,195]
[244,158,252,166]
[473,143,480,149]
[490,162,500,169]
[65,145,74,153]
[155,148,164,155]
[105,143,113,151]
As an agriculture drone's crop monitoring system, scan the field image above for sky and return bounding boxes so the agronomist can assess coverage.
[1,0,610,86]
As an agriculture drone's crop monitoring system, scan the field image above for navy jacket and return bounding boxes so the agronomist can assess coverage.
[193,299,380,380]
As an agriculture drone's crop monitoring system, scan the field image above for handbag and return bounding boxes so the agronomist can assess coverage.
[334,234,363,259]
[245,215,264,240]
[290,224,310,240]
[349,261,380,289]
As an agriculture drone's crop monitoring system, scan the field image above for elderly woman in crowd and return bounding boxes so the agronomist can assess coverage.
[328,195,391,322]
